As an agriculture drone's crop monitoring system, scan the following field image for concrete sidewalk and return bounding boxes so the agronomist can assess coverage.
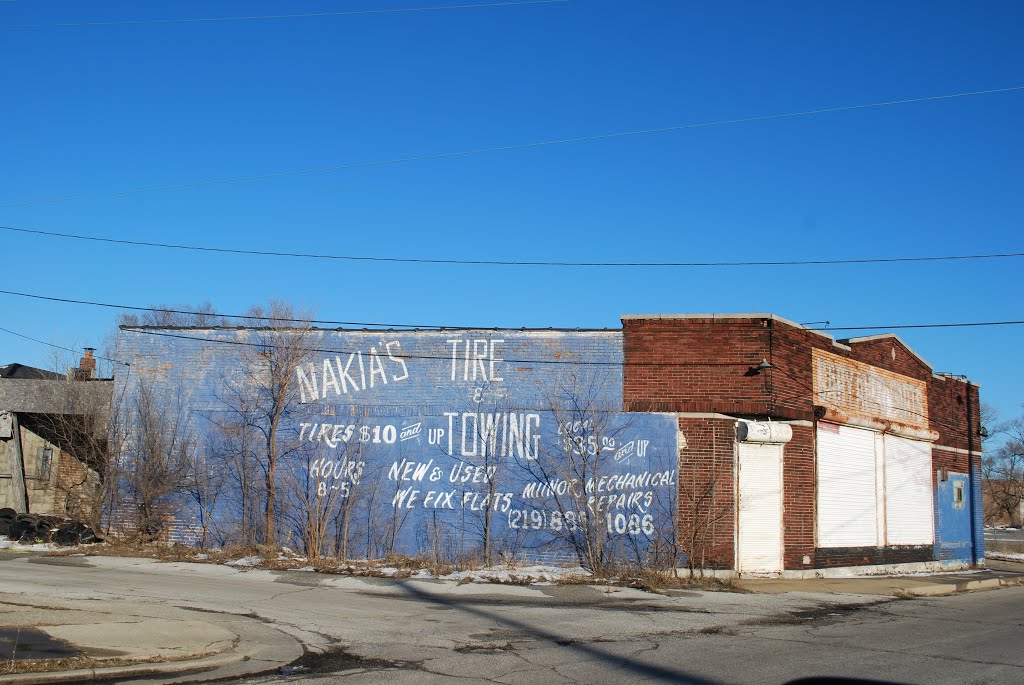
[2,557,1022,685]
[735,559,1024,597]
[0,593,303,684]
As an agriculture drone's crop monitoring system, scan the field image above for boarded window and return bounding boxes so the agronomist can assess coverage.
[953,480,966,509]
[883,435,934,545]
[38,447,53,482]
[816,423,879,547]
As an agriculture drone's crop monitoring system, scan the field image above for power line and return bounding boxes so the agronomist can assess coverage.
[1,225,1022,269]
[115,330,976,443]
[818,321,1024,332]
[1,0,568,28]
[119,326,752,368]
[3,85,1021,209]
[0,324,129,365]
[1,285,1022,336]
[0,286,476,328]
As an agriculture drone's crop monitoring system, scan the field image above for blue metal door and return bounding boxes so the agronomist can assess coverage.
[936,472,972,562]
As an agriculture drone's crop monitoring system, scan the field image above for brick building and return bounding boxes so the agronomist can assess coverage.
[114,313,983,574]
[624,314,983,575]
[0,353,110,521]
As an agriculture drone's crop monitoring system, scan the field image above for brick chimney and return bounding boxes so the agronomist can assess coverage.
[75,348,96,381]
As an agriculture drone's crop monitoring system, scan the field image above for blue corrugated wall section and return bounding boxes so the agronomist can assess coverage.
[971,458,985,563]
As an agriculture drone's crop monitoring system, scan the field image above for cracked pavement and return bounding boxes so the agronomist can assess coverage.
[1,553,1022,684]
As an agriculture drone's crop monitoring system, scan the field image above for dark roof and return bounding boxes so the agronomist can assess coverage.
[0,363,64,380]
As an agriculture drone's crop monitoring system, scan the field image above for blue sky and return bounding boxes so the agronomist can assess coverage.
[0,1,1021,421]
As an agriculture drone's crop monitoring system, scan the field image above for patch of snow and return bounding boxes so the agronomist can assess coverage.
[194,553,209,560]
[986,552,1024,561]
[822,567,983,579]
[226,555,263,568]
[439,564,590,584]
[0,539,63,552]
[290,566,317,572]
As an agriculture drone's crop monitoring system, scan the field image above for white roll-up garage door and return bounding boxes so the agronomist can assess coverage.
[883,435,935,545]
[817,423,878,547]
[737,442,783,574]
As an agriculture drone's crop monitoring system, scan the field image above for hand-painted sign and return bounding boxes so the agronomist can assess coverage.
[115,328,680,564]
[812,348,928,430]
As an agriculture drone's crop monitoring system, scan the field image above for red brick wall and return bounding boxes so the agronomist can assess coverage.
[932,448,970,475]
[623,318,773,415]
[783,424,816,569]
[814,546,933,568]
[929,376,981,453]
[622,314,982,571]
[677,416,736,570]
[843,338,933,382]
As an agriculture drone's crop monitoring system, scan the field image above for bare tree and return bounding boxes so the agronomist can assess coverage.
[117,302,228,328]
[984,408,1024,527]
[285,422,366,561]
[677,439,733,577]
[182,438,230,549]
[516,366,646,575]
[206,404,265,546]
[428,378,517,566]
[218,300,315,546]
[120,381,193,539]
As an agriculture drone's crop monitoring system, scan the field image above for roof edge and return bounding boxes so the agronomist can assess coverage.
[619,313,838,343]
[838,334,934,371]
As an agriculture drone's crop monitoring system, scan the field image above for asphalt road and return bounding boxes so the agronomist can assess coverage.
[1,554,1022,685]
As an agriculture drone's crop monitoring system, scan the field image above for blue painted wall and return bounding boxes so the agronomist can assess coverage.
[971,459,985,564]
[935,472,973,563]
[115,328,679,563]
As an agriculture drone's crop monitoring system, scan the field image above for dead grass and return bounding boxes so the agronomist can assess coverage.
[646,568,742,592]
[986,538,1024,555]
[557,568,742,593]
[1,649,222,676]
[43,540,310,568]
[39,541,743,593]
[484,575,532,586]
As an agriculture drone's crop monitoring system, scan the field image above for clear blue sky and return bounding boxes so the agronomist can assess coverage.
[0,1,1021,421]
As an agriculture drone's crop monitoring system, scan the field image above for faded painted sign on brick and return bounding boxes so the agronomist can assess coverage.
[812,348,928,430]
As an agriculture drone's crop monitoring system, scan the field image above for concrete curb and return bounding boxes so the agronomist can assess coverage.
[897,575,1024,597]
[0,610,305,685]
[0,651,240,685]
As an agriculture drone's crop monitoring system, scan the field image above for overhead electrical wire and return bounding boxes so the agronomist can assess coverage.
[2,85,1021,209]
[0,0,568,28]
[0,324,128,365]
[0,285,1022,337]
[0,323,969,441]
[119,327,750,368]
[1,225,1021,269]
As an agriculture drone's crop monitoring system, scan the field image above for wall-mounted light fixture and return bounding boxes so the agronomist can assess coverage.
[745,358,773,377]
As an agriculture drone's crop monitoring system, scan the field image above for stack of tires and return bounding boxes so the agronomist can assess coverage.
[5,513,53,543]
[0,509,101,546]
[0,508,15,538]
[53,522,98,546]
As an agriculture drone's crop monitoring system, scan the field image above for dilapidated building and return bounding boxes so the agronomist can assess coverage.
[113,313,984,575]
[0,353,111,521]
[623,314,983,576]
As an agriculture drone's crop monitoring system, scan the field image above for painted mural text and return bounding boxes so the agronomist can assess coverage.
[448,338,504,382]
[296,341,410,402]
